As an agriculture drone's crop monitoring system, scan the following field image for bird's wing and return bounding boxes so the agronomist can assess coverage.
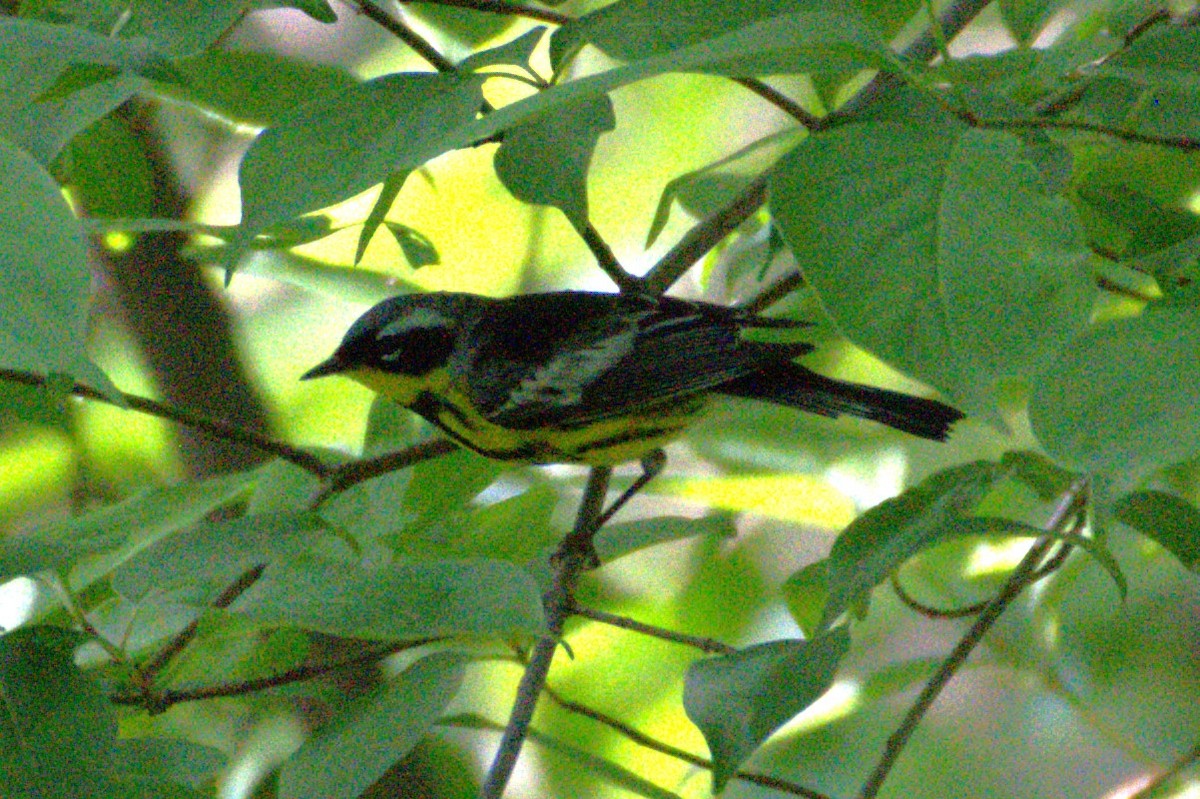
[463,292,811,429]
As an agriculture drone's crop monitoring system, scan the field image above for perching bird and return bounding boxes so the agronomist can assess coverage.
[302,290,962,466]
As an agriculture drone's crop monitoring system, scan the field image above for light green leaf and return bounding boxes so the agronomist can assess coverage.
[1114,490,1200,570]
[234,554,545,639]
[1030,307,1200,476]
[280,652,465,799]
[235,72,486,253]
[0,137,114,395]
[771,120,1093,416]
[683,630,850,792]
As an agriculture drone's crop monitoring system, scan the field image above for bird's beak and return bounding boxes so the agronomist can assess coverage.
[300,355,345,380]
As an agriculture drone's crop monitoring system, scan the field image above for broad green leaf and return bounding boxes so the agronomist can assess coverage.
[771,120,1093,415]
[494,92,615,231]
[280,652,465,799]
[111,510,326,603]
[115,738,225,790]
[1029,307,1200,476]
[683,630,850,792]
[0,627,116,799]
[560,0,889,76]
[819,462,1001,629]
[404,1,514,47]
[170,50,359,128]
[1113,490,1200,570]
[1098,21,1200,92]
[235,72,486,251]
[0,470,253,583]
[234,554,545,639]
[55,114,154,218]
[0,137,114,395]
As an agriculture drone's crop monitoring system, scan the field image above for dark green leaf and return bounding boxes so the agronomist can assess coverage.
[404,2,514,46]
[0,627,116,799]
[234,554,545,639]
[683,630,850,791]
[280,652,466,799]
[385,221,440,268]
[999,0,1064,44]
[458,27,548,75]
[1030,307,1200,476]
[56,114,154,218]
[998,450,1078,501]
[355,172,410,264]
[820,462,1001,628]
[771,121,1093,416]
[494,92,615,230]
[1114,490,1200,570]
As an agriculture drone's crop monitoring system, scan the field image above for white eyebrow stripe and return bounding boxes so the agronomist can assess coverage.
[379,307,452,337]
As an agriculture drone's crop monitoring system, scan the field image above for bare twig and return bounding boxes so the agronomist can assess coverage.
[569,604,738,655]
[732,77,823,128]
[0,368,328,476]
[354,0,457,72]
[1129,739,1200,799]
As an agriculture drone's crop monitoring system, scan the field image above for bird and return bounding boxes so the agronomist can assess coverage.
[301,290,963,468]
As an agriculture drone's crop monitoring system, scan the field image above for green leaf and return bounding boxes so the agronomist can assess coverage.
[55,113,154,218]
[385,221,440,268]
[999,0,1063,44]
[683,630,850,792]
[170,50,359,128]
[1113,490,1200,570]
[235,71,486,255]
[234,554,545,640]
[111,510,327,603]
[1030,307,1200,476]
[0,137,114,395]
[0,470,254,584]
[262,0,338,24]
[280,652,465,799]
[404,1,514,47]
[457,26,548,75]
[494,92,615,231]
[0,627,117,799]
[820,462,1002,628]
[771,119,1093,416]
[561,0,889,76]
[781,558,829,639]
[355,171,410,265]
[593,514,735,563]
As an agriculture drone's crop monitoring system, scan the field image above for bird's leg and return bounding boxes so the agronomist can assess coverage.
[594,449,667,530]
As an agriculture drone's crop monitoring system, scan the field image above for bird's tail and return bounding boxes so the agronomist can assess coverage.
[720,361,964,441]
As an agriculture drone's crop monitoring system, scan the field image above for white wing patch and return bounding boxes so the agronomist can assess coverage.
[379,307,453,337]
[498,321,640,413]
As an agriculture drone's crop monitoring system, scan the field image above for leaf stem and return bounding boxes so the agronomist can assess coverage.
[569,603,738,655]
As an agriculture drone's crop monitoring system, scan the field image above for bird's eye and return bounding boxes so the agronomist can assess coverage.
[377,325,457,375]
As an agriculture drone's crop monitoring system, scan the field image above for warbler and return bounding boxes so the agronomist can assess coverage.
[302,291,962,465]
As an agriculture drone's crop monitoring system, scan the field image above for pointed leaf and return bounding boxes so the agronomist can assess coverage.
[684,630,850,791]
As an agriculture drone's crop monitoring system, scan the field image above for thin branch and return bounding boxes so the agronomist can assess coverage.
[308,438,459,507]
[399,0,568,25]
[0,368,328,476]
[480,467,613,799]
[355,0,457,72]
[731,77,823,128]
[113,639,436,710]
[569,604,738,655]
[976,117,1200,152]
[541,685,836,799]
[857,478,1089,799]
[642,175,768,295]
[578,221,641,294]
[137,564,267,686]
[1129,738,1200,799]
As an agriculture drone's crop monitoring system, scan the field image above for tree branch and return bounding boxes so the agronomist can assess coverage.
[857,478,1089,799]
[569,603,738,655]
[480,467,612,799]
